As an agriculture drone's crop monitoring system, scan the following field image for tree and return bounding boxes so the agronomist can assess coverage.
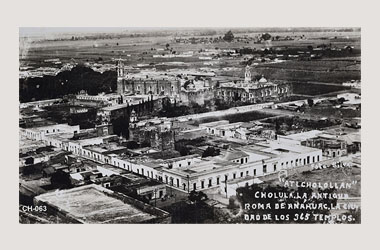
[261,33,272,41]
[307,99,314,107]
[202,146,221,158]
[50,170,73,189]
[223,30,234,42]
[178,145,191,156]
[188,190,208,204]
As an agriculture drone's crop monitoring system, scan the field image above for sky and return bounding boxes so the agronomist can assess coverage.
[19,27,129,37]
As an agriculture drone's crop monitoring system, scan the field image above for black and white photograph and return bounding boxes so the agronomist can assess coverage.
[18,26,362,224]
[4,0,380,249]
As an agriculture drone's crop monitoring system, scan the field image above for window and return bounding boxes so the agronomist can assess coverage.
[177,179,179,187]
[313,156,315,162]
[217,177,220,185]
[246,171,249,176]
[208,179,212,187]
[188,162,191,166]
[233,173,236,179]
[179,163,181,167]
[253,169,256,176]
[240,172,244,177]
[193,183,197,190]
[201,181,205,189]
[263,165,267,174]
[274,164,277,171]
[317,155,320,161]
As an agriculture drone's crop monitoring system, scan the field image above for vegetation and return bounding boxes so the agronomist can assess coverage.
[202,146,221,158]
[223,30,234,42]
[19,66,116,103]
[50,170,73,189]
[167,191,213,223]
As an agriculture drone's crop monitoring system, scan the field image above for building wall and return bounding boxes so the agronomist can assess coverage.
[118,78,181,97]
[21,124,80,141]
[217,83,291,103]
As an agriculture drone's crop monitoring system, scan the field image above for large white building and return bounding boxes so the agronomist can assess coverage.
[29,123,323,198]
[20,124,80,142]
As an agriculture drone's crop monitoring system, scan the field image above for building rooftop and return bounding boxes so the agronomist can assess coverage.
[280,130,324,142]
[199,120,230,128]
[35,184,166,224]
[84,143,126,154]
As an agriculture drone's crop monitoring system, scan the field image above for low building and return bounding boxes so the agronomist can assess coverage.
[20,124,80,142]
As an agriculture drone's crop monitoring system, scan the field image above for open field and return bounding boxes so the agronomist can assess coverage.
[292,82,352,96]
[20,29,360,80]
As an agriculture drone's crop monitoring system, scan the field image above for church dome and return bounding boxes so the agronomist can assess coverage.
[259,76,268,83]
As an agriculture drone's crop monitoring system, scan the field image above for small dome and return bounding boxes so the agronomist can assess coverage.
[259,76,268,83]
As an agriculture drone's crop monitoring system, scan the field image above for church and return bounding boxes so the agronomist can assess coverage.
[116,59,181,98]
[115,59,214,106]
[216,65,292,103]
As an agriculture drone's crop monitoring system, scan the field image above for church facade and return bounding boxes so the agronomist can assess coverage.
[116,59,214,106]
[116,59,181,97]
[216,65,292,103]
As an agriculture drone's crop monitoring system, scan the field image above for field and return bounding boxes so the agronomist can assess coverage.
[292,82,351,96]
[20,29,361,86]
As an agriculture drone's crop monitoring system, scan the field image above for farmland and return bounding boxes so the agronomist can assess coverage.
[20,28,361,101]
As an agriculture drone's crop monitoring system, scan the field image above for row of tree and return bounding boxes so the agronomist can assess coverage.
[20,65,117,103]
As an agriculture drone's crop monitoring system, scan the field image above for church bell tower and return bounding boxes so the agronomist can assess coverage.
[116,59,125,94]
[244,65,252,83]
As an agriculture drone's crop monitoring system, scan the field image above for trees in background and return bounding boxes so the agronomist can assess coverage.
[223,30,234,42]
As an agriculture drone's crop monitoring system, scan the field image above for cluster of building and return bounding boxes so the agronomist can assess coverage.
[19,54,360,223]
[216,65,291,103]
[20,117,329,201]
